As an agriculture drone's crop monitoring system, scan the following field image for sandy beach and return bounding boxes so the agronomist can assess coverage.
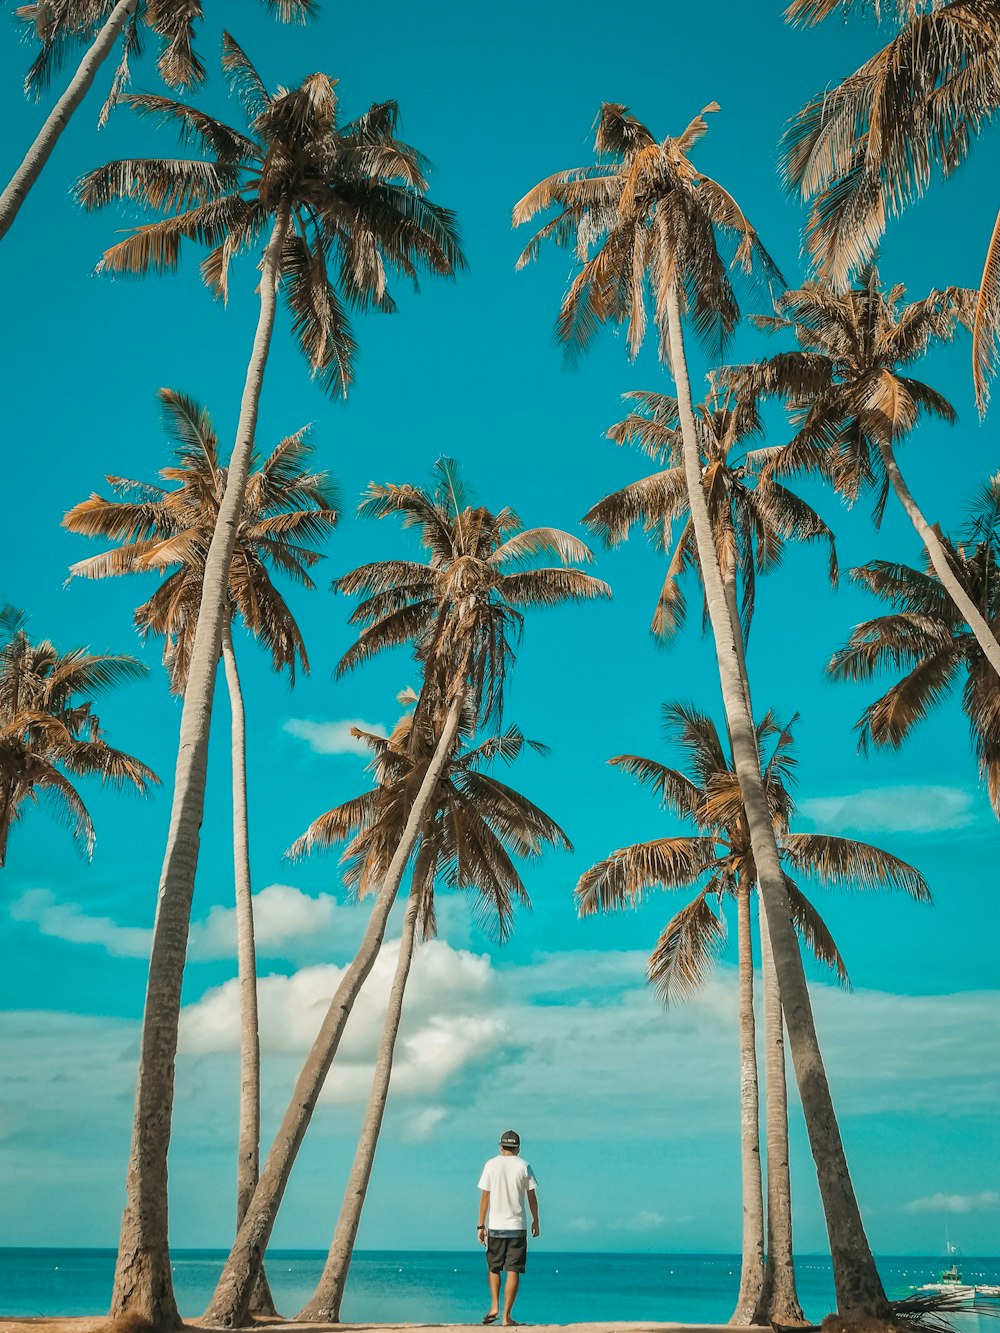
[0,1322,766,1333]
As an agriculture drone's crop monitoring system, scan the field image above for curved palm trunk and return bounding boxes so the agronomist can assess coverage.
[878,438,1000,677]
[730,876,764,1325]
[754,894,805,1326]
[110,202,291,1333]
[219,618,277,1320]
[203,690,466,1330]
[666,285,889,1320]
[0,0,138,243]
[298,862,427,1323]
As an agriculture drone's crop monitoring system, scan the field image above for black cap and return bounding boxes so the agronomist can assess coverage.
[499,1130,520,1149]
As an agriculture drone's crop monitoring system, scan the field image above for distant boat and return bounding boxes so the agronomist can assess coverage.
[916,1263,976,1304]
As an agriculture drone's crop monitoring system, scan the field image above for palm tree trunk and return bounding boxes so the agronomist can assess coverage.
[218,617,277,1320]
[0,0,138,243]
[730,876,764,1325]
[110,200,291,1333]
[203,689,466,1330]
[754,892,805,1325]
[666,285,889,1320]
[878,437,1000,677]
[298,859,428,1323]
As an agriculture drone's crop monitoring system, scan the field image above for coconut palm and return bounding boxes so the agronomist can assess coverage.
[289,710,569,1322]
[780,0,1000,407]
[586,382,837,649]
[585,382,836,1319]
[514,101,891,1315]
[829,475,1000,812]
[61,388,337,1317]
[0,1,314,244]
[75,43,462,1325]
[576,703,928,1322]
[204,459,609,1328]
[0,608,156,866]
[734,269,1000,683]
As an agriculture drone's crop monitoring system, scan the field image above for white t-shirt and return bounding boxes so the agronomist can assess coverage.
[477,1154,538,1231]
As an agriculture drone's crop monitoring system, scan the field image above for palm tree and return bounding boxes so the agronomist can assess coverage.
[829,475,1000,811]
[779,0,1000,408]
[735,269,1000,681]
[576,703,928,1323]
[584,381,836,1320]
[514,101,892,1316]
[204,459,609,1328]
[290,710,570,1322]
[61,388,337,1317]
[0,607,156,866]
[0,1,314,243]
[75,42,462,1326]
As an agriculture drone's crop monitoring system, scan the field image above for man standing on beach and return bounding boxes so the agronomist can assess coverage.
[477,1129,540,1327]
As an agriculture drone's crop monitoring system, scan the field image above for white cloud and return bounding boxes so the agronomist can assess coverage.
[902,1191,1000,1215]
[617,1209,665,1230]
[283,717,386,756]
[400,1106,448,1143]
[7,884,340,962]
[797,785,976,834]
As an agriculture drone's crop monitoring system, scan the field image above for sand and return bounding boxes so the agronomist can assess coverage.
[0,1320,766,1333]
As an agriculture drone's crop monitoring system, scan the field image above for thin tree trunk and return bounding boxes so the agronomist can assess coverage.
[666,285,889,1320]
[0,0,138,243]
[730,876,764,1325]
[219,617,277,1320]
[110,201,291,1333]
[203,690,466,1330]
[754,894,805,1326]
[879,437,1000,677]
[299,860,428,1323]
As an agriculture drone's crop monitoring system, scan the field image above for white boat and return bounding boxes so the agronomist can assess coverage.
[916,1264,977,1305]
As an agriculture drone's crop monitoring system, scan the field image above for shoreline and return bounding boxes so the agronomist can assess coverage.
[0,1322,769,1333]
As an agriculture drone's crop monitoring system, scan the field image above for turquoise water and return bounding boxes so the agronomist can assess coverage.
[1,1249,998,1323]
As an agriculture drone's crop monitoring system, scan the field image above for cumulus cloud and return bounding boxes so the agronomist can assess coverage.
[617,1209,666,1231]
[797,785,976,834]
[7,884,340,962]
[903,1191,1000,1215]
[400,1107,448,1143]
[283,717,386,756]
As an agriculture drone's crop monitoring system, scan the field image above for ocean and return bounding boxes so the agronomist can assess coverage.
[1,1249,999,1324]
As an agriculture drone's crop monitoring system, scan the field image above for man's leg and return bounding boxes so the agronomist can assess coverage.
[487,1269,501,1319]
[502,1270,520,1325]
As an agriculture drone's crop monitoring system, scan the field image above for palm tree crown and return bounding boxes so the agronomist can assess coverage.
[62,387,338,688]
[290,708,570,942]
[584,382,837,638]
[513,102,779,358]
[75,34,465,397]
[576,702,928,999]
[738,268,973,517]
[337,459,610,727]
[0,607,157,866]
[829,482,1000,811]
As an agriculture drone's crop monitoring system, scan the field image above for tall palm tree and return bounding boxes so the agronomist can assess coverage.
[290,711,569,1322]
[779,0,1000,408]
[576,703,928,1323]
[514,102,893,1316]
[735,270,1000,681]
[584,381,836,1320]
[829,477,1000,811]
[204,459,609,1328]
[75,42,462,1326]
[0,608,156,866]
[0,1,314,243]
[61,388,337,1317]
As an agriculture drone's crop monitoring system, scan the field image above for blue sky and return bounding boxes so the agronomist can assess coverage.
[0,0,998,1268]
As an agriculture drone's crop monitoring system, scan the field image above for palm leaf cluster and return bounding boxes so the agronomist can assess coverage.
[576,702,928,1001]
[0,607,157,865]
[585,384,837,638]
[63,388,338,688]
[513,102,780,359]
[75,34,465,397]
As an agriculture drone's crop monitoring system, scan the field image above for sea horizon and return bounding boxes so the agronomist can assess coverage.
[2,1247,997,1325]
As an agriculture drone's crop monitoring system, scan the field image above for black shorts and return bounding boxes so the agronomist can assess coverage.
[486,1230,527,1273]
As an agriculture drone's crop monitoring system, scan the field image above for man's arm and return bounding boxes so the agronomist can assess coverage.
[478,1189,490,1246]
[527,1188,540,1238]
